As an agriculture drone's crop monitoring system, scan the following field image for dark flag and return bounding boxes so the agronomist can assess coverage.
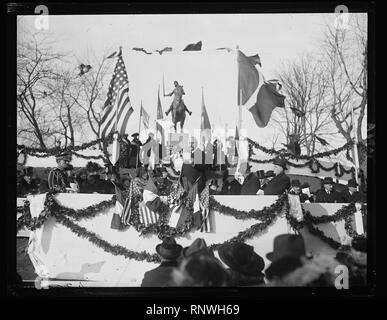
[183,41,202,51]
[237,50,285,128]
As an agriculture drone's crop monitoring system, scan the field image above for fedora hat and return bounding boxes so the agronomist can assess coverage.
[155,237,182,260]
[218,242,265,277]
[322,177,334,185]
[347,179,358,188]
[266,234,307,262]
[131,132,139,138]
[273,157,287,169]
[182,238,214,258]
[291,179,301,187]
[265,170,275,178]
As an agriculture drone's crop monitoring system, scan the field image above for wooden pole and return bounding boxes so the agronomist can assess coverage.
[136,101,142,170]
[351,104,360,184]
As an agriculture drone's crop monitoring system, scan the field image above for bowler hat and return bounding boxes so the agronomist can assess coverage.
[347,179,358,188]
[273,157,287,169]
[155,237,182,260]
[265,170,275,178]
[131,133,139,138]
[291,179,301,187]
[182,238,214,258]
[218,242,265,277]
[266,234,307,262]
[322,177,334,185]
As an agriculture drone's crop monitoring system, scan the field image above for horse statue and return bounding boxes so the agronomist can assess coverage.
[164,81,192,132]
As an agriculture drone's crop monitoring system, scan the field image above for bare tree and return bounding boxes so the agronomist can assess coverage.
[45,71,85,148]
[69,50,113,146]
[272,55,333,156]
[322,14,367,178]
[17,33,65,149]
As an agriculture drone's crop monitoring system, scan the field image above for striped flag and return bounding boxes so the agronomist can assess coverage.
[141,103,150,129]
[199,184,211,232]
[138,202,159,226]
[99,53,134,139]
[110,183,132,229]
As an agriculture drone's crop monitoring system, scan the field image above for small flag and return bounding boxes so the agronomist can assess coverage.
[140,103,150,129]
[138,202,159,226]
[111,183,131,229]
[199,184,211,232]
[183,41,202,51]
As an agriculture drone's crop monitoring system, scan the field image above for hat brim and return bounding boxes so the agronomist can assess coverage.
[219,248,263,276]
[156,244,182,260]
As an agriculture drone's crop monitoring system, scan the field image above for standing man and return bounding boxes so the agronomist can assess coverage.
[315,177,341,203]
[257,158,290,195]
[129,133,142,168]
[48,152,72,192]
[340,179,366,203]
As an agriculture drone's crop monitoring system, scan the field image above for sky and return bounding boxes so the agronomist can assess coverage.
[17,13,366,153]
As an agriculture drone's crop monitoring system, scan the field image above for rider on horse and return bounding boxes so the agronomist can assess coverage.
[164,81,192,130]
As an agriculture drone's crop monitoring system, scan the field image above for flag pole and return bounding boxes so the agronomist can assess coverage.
[162,73,166,97]
[351,104,360,184]
[136,101,142,170]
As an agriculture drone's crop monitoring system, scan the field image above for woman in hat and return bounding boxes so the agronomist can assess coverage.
[218,242,265,286]
[315,177,341,203]
[141,237,182,287]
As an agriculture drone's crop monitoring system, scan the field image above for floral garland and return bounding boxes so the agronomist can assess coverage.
[209,194,285,220]
[55,214,161,263]
[249,156,356,179]
[209,194,288,251]
[302,203,356,224]
[247,138,354,161]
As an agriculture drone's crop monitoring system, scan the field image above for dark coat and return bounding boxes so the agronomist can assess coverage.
[240,172,261,195]
[140,260,178,287]
[262,172,290,195]
[339,190,366,203]
[18,178,38,196]
[222,179,242,195]
[82,175,108,194]
[315,189,341,203]
[300,193,314,203]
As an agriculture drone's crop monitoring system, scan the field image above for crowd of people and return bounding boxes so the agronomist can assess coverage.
[141,234,367,287]
[17,151,366,205]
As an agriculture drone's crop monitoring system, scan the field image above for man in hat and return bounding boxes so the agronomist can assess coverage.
[218,242,265,286]
[141,236,182,287]
[129,133,142,168]
[258,158,290,195]
[340,179,366,203]
[315,177,341,203]
[18,167,39,196]
[240,168,262,195]
[265,234,309,281]
[222,174,242,195]
[259,170,275,191]
[180,238,215,263]
[155,167,173,196]
[48,152,72,192]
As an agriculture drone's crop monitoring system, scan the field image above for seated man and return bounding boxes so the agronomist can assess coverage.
[141,237,182,287]
[257,158,290,195]
[315,177,341,203]
[340,179,366,203]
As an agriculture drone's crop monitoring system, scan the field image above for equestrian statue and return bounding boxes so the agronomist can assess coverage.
[164,81,192,132]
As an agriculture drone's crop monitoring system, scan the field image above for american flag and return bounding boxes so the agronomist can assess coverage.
[140,103,150,129]
[138,202,159,226]
[199,184,211,232]
[114,184,132,226]
[99,54,134,139]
